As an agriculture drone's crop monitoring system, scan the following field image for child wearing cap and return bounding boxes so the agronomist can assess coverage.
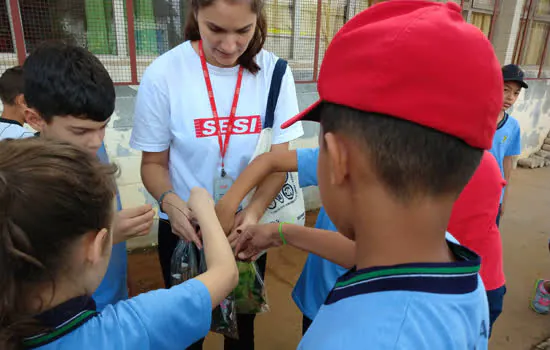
[491,64,525,226]
[222,148,464,336]
[0,66,34,140]
[270,1,501,348]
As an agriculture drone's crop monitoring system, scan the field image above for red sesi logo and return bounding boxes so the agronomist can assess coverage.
[194,115,262,138]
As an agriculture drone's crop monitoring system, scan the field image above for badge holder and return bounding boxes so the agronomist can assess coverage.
[213,168,234,204]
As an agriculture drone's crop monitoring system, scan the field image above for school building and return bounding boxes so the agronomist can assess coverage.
[0,0,549,247]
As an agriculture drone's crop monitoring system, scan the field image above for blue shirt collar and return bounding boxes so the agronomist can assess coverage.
[325,240,481,305]
[23,296,97,349]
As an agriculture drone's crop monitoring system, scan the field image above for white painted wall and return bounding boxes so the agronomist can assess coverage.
[506,79,550,158]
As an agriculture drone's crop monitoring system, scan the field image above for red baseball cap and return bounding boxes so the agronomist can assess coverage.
[282,0,503,150]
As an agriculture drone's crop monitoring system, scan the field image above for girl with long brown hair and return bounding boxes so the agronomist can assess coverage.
[0,138,237,350]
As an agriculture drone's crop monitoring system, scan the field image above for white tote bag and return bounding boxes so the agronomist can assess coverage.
[241,59,306,226]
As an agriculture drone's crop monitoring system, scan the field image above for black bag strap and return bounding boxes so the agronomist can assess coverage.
[264,59,288,129]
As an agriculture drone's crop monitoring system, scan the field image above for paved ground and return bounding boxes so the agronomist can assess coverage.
[128,167,550,350]
[493,167,550,350]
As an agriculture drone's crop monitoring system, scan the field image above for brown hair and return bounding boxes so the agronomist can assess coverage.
[0,138,118,350]
[0,66,24,106]
[184,0,267,74]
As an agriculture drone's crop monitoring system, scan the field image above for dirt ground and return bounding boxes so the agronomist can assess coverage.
[128,167,550,350]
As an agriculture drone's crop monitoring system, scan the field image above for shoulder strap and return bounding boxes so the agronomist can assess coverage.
[264,59,288,129]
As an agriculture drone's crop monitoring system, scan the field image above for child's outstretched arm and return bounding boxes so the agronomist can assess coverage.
[235,223,355,268]
[216,150,298,234]
[188,187,239,307]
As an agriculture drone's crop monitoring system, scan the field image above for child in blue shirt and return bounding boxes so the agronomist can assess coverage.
[238,1,503,348]
[217,147,462,335]
[0,138,238,350]
[23,41,156,310]
[490,64,525,226]
[216,147,349,333]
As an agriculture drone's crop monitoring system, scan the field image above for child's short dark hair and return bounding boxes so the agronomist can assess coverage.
[320,103,483,203]
[23,41,115,123]
[0,66,24,106]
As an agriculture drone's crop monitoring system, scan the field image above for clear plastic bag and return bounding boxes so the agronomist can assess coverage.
[198,249,239,339]
[170,240,199,286]
[234,262,269,314]
[211,292,239,339]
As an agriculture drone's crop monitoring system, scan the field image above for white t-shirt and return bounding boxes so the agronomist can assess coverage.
[0,118,34,140]
[130,41,303,218]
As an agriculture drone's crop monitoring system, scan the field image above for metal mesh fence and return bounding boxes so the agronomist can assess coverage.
[1,0,497,84]
[15,0,131,82]
[0,0,19,73]
[134,0,186,79]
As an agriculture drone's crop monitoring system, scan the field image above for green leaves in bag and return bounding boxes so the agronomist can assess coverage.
[233,261,269,314]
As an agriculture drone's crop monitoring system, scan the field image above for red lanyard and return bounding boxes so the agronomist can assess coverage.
[199,40,244,176]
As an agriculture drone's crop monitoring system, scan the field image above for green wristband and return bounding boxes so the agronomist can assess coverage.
[278,222,288,245]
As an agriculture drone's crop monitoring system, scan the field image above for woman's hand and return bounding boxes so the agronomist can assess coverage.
[163,193,203,249]
[234,223,280,261]
[227,208,262,248]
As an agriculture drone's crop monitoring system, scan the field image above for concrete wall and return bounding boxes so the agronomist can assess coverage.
[508,79,550,158]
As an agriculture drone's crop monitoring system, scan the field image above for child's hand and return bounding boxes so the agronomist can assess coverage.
[215,200,236,235]
[187,187,215,216]
[163,194,202,249]
[228,209,261,248]
[234,223,280,261]
[112,204,155,244]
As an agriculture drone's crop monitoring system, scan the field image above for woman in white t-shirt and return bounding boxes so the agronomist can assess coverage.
[130,0,303,349]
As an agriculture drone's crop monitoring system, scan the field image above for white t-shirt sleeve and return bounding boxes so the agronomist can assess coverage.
[97,279,211,349]
[130,67,172,152]
[271,65,304,145]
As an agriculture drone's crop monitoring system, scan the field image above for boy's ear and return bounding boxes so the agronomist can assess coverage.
[324,132,349,186]
[25,108,45,132]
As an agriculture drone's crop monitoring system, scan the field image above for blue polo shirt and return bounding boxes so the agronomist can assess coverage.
[94,143,128,310]
[292,148,348,320]
[489,113,521,202]
[26,279,211,349]
[298,238,489,350]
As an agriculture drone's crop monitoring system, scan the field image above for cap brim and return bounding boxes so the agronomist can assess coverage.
[520,81,529,89]
[505,78,528,89]
[281,100,322,129]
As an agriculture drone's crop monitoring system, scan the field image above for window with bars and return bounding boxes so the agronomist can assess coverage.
[263,0,371,81]
[513,0,550,78]
[463,0,497,37]
[436,0,498,38]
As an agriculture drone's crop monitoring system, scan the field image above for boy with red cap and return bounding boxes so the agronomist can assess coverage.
[278,1,502,348]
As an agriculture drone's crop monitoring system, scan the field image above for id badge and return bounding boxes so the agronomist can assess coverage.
[213,173,234,203]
